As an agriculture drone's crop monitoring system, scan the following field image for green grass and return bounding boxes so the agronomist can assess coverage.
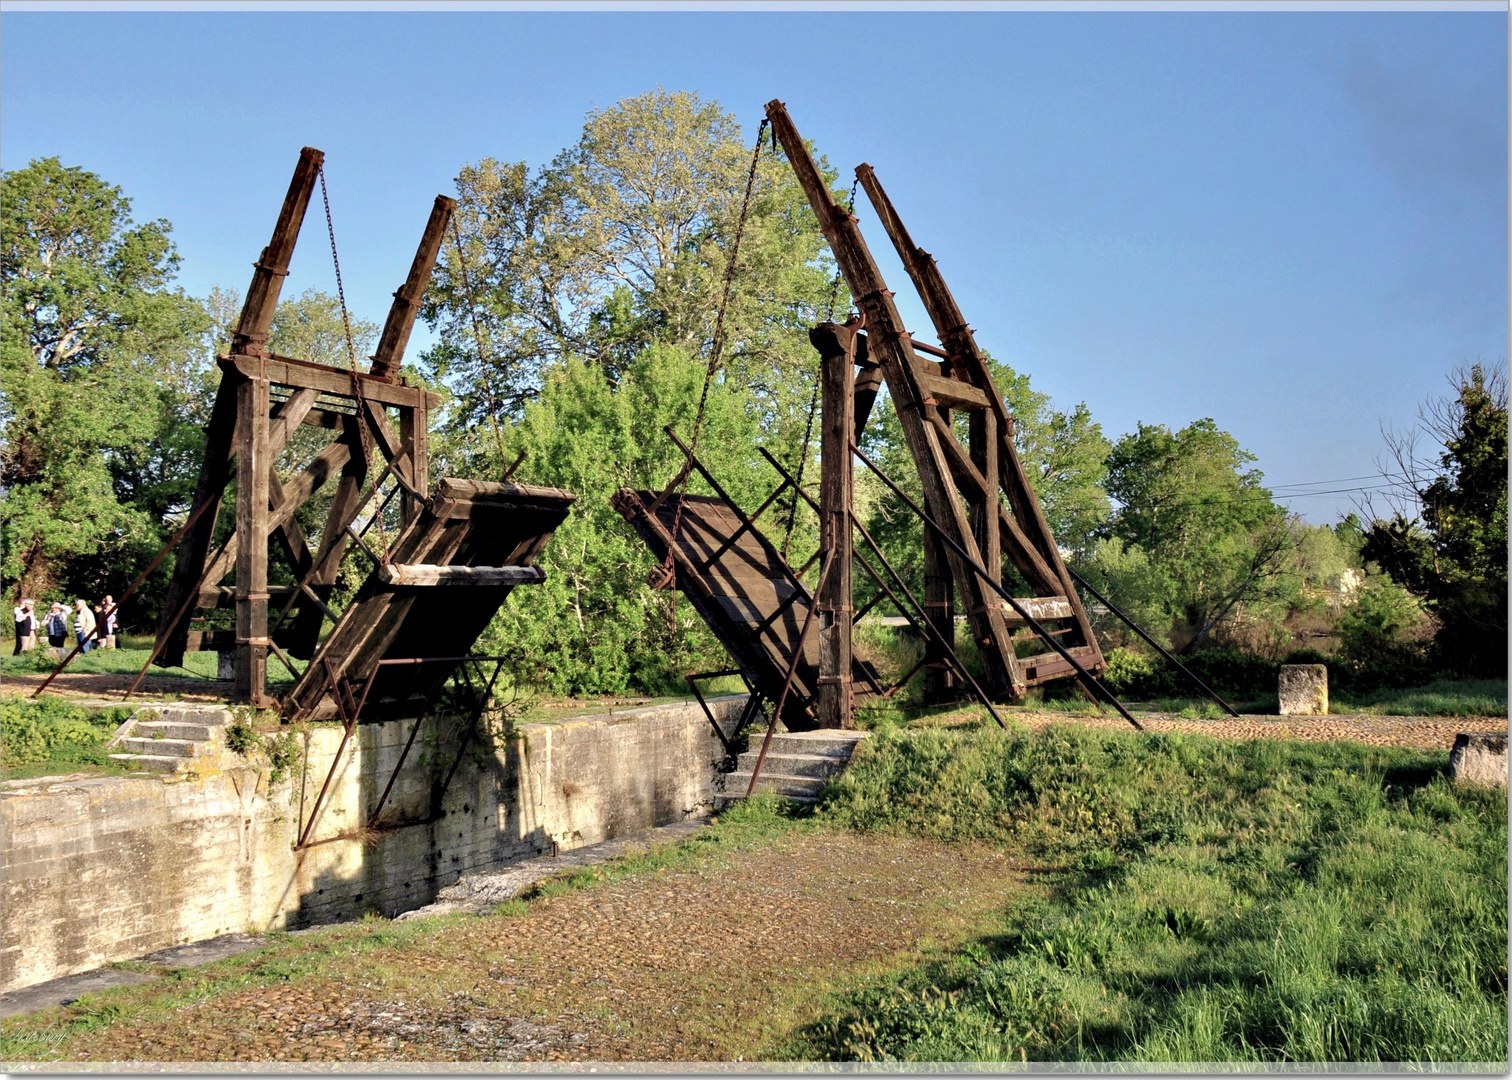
[0,697,140,780]
[0,645,311,684]
[0,646,220,680]
[1332,679,1507,718]
[784,721,1508,1063]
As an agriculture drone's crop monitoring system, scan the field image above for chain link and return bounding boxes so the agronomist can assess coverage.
[660,118,769,622]
[319,164,387,559]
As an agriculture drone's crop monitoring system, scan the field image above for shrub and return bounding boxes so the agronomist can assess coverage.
[1337,576,1428,669]
[1,698,132,774]
[1100,647,1159,695]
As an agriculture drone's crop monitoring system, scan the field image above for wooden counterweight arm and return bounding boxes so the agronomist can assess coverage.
[767,99,1020,698]
[855,162,1102,654]
[233,147,324,358]
[369,194,456,381]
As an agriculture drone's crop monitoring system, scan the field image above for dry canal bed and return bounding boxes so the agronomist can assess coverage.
[0,825,1034,1064]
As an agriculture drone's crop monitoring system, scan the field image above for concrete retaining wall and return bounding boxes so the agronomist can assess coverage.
[0,696,739,992]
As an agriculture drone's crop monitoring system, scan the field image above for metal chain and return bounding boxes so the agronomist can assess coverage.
[319,164,387,559]
[660,118,769,623]
[318,165,360,371]
[824,178,860,322]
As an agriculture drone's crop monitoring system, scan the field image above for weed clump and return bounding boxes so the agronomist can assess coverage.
[0,697,135,779]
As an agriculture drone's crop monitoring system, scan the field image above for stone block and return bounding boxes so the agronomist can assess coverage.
[1278,664,1328,716]
[1450,733,1507,787]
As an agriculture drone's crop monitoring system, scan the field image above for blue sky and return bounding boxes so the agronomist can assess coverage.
[2,7,1505,523]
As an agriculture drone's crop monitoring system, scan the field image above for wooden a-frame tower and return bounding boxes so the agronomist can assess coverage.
[767,101,1107,727]
[151,147,451,707]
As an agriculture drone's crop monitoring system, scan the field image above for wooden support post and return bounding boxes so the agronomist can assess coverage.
[922,507,958,703]
[812,322,856,729]
[154,147,322,675]
[400,402,428,527]
[235,374,272,706]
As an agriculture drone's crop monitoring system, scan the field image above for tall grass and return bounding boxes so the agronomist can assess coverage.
[791,723,1507,1063]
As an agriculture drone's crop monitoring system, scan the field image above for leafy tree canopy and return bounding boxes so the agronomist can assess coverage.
[2,157,211,604]
[1085,418,1291,653]
[1363,363,1507,675]
[421,88,845,472]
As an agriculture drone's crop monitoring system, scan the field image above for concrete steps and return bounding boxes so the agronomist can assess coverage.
[107,707,233,776]
[718,729,867,806]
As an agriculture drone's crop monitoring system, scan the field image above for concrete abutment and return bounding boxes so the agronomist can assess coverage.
[1,696,742,993]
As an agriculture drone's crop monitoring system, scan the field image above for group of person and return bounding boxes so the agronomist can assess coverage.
[10,597,119,657]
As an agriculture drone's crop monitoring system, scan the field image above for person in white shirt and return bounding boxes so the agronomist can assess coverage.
[73,599,97,654]
[99,595,118,649]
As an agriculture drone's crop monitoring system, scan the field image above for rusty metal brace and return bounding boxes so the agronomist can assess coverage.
[852,442,1143,731]
[294,657,381,850]
[746,549,835,798]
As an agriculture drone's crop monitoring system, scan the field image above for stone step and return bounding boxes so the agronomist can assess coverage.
[132,721,216,742]
[732,751,849,780]
[755,731,867,759]
[108,753,185,774]
[719,771,826,801]
[118,737,200,759]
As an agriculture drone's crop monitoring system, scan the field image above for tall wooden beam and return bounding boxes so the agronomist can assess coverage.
[812,323,856,729]
[369,195,456,381]
[232,147,324,359]
[854,163,1103,667]
[767,99,1023,700]
[234,376,272,706]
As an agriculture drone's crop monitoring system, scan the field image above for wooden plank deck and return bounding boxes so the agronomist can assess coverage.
[612,489,881,731]
[280,478,574,722]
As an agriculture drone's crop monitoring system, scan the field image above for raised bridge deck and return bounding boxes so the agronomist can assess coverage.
[281,478,575,722]
[612,489,881,731]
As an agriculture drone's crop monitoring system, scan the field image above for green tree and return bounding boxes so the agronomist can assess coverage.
[421,88,845,478]
[1363,363,1507,675]
[2,157,211,607]
[478,345,769,694]
[1085,418,1291,653]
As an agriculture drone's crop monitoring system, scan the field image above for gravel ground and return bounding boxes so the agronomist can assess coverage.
[1010,710,1507,751]
[1,671,233,704]
[31,829,1030,1063]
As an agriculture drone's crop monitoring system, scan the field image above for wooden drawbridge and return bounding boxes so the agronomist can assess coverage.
[613,445,884,732]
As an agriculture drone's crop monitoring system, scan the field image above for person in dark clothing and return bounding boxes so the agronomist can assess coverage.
[44,603,69,651]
